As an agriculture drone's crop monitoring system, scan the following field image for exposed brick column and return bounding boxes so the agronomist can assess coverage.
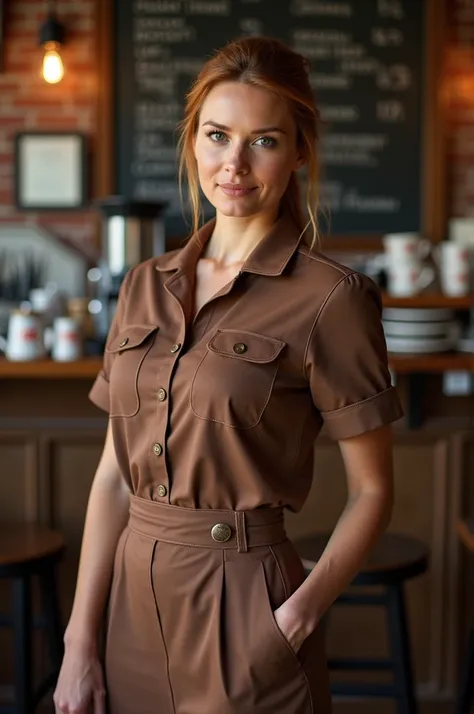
[0,0,98,251]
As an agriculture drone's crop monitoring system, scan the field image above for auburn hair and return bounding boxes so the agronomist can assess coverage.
[177,36,322,247]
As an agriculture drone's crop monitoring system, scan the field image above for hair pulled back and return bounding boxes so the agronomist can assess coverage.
[177,36,321,246]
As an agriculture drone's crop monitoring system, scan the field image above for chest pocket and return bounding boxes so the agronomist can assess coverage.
[190,329,286,429]
[106,324,159,417]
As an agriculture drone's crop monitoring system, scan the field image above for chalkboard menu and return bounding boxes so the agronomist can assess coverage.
[114,0,425,238]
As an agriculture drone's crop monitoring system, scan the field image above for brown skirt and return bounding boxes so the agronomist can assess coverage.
[105,495,332,714]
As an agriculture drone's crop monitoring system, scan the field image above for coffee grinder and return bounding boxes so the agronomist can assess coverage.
[89,196,167,345]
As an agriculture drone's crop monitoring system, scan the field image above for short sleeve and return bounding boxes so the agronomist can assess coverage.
[305,271,403,440]
[88,268,134,413]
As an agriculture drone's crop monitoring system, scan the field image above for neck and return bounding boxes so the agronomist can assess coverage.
[202,208,279,267]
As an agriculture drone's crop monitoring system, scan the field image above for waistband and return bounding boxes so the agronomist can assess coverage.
[128,495,287,553]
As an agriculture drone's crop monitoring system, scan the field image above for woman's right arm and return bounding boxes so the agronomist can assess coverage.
[54,419,130,713]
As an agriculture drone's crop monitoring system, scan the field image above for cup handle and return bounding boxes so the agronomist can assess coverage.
[419,238,432,260]
[43,326,55,352]
[0,336,6,353]
[416,266,435,291]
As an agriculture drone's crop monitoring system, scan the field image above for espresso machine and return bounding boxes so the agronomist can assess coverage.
[88,196,167,346]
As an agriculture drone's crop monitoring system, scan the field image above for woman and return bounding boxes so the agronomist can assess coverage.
[54,36,403,714]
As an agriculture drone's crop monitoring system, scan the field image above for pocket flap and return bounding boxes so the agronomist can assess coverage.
[207,329,286,363]
[106,325,159,353]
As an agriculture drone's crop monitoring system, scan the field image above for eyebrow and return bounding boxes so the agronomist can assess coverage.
[202,120,287,134]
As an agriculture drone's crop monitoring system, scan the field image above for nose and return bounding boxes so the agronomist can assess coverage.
[224,143,249,175]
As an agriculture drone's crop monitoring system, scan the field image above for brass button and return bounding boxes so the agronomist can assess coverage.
[211,523,232,543]
[157,484,167,497]
[233,342,247,354]
[157,388,167,402]
[170,343,181,354]
[153,443,163,456]
[119,338,129,347]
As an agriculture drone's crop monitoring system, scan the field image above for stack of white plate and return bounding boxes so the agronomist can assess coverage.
[382,308,460,353]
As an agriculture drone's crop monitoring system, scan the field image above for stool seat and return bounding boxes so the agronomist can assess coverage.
[0,524,64,567]
[296,532,429,585]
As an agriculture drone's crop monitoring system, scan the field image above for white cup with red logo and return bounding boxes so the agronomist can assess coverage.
[382,233,432,265]
[50,317,83,361]
[435,242,472,297]
[0,310,47,360]
[387,264,435,297]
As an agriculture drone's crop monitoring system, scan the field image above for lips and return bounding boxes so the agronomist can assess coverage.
[218,183,256,197]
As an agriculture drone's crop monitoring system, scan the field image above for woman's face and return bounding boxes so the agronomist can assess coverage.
[193,81,304,220]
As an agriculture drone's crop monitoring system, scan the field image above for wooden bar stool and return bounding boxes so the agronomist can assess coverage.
[295,532,429,714]
[0,524,65,714]
[455,518,474,714]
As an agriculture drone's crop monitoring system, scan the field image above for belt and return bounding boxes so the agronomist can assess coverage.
[128,494,287,553]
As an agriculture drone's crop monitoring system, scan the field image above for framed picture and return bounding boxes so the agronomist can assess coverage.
[14,132,88,211]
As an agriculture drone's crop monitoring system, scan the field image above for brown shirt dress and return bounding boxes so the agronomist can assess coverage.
[89,210,403,714]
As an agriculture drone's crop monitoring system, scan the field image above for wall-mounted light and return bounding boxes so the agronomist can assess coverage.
[39,1,66,84]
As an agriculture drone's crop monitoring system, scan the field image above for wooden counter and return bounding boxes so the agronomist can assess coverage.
[1,292,472,379]
[1,351,473,379]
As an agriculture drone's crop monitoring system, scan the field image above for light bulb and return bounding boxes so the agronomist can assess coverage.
[42,42,64,84]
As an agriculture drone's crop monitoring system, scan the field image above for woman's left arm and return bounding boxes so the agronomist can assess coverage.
[274,424,394,653]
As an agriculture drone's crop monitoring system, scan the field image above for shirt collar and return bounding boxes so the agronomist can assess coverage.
[154,210,305,277]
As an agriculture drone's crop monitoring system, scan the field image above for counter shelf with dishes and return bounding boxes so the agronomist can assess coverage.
[0,293,473,429]
[381,292,474,428]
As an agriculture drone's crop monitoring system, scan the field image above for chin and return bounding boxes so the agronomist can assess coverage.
[216,203,259,218]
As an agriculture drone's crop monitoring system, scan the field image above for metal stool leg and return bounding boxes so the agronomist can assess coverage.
[387,583,417,714]
[12,576,33,714]
[455,627,474,714]
[32,562,64,710]
[38,562,64,668]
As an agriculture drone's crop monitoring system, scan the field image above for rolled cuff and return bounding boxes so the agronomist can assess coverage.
[321,386,403,440]
[88,371,110,414]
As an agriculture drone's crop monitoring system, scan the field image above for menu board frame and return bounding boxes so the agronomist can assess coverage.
[95,0,447,250]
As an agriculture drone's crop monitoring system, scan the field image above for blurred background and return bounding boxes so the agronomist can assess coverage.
[0,1,474,713]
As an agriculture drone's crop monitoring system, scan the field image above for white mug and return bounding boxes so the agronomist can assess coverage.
[0,311,47,361]
[382,233,431,264]
[439,269,471,297]
[51,317,83,361]
[387,264,435,297]
[435,243,472,296]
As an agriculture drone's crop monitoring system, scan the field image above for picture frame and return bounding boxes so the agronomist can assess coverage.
[14,131,88,211]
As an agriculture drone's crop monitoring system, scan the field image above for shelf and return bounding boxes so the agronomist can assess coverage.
[0,351,473,379]
[382,292,474,309]
[0,357,102,379]
[388,352,474,373]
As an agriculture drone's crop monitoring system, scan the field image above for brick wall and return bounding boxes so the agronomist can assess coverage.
[0,0,97,251]
[446,0,474,219]
[0,0,473,249]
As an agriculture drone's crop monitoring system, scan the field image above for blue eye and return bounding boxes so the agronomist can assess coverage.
[254,136,277,148]
[206,130,227,142]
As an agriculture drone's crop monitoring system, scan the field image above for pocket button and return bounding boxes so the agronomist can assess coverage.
[119,338,129,347]
[233,342,247,354]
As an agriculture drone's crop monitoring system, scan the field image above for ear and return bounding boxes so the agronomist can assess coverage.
[294,152,305,171]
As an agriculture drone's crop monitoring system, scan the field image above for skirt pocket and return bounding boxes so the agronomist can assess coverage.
[223,555,312,713]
